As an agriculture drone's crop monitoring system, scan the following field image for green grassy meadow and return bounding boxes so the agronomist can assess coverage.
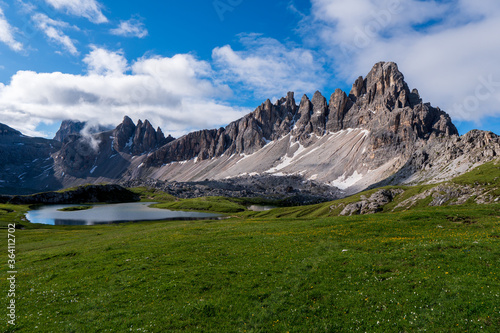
[0,203,499,332]
[0,161,499,332]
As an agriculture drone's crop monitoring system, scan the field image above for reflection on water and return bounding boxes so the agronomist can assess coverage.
[26,202,222,226]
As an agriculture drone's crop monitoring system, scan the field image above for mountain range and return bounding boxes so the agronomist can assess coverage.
[1,62,499,198]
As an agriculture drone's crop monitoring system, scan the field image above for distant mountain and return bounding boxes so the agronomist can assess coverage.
[0,123,61,194]
[0,123,23,137]
[53,120,113,142]
[53,120,87,142]
[1,62,498,198]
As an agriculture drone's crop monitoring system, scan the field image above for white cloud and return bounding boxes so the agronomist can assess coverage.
[132,54,230,98]
[44,0,107,24]
[110,18,148,38]
[33,13,79,55]
[0,48,247,138]
[212,33,327,98]
[0,7,23,51]
[16,0,37,13]
[305,0,500,122]
[83,46,128,75]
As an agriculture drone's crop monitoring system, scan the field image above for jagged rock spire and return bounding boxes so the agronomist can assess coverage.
[113,116,173,154]
[145,61,459,167]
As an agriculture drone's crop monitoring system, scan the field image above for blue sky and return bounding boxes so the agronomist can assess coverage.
[0,0,499,138]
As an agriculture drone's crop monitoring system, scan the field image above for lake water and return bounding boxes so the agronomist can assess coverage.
[26,202,222,226]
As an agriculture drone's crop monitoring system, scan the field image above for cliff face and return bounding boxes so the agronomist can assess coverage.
[144,62,458,168]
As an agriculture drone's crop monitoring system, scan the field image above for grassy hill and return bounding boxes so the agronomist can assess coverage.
[0,160,499,332]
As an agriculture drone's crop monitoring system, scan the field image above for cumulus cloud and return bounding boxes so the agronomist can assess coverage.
[212,33,327,98]
[0,48,248,138]
[110,18,148,38]
[0,7,23,51]
[83,46,128,75]
[32,13,79,55]
[305,0,500,122]
[44,0,107,24]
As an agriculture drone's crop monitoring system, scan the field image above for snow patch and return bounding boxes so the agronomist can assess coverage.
[235,153,253,165]
[90,166,97,174]
[330,171,364,190]
[267,142,306,173]
[125,136,134,148]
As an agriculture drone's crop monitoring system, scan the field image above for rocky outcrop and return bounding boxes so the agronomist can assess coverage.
[121,174,343,204]
[339,189,404,216]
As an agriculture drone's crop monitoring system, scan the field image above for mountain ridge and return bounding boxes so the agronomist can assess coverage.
[0,61,498,198]
[144,62,457,168]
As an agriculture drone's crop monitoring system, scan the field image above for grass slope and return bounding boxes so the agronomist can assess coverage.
[0,205,499,332]
[0,161,498,332]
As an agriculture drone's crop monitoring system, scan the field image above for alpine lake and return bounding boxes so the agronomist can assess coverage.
[26,202,222,225]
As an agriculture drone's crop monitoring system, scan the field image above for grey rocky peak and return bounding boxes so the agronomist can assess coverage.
[326,88,352,132]
[310,91,328,136]
[132,119,156,154]
[292,94,313,139]
[364,61,409,108]
[349,76,366,98]
[156,127,166,143]
[54,120,111,142]
[54,120,86,142]
[146,92,300,166]
[113,116,171,155]
[145,61,459,169]
[113,116,136,151]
